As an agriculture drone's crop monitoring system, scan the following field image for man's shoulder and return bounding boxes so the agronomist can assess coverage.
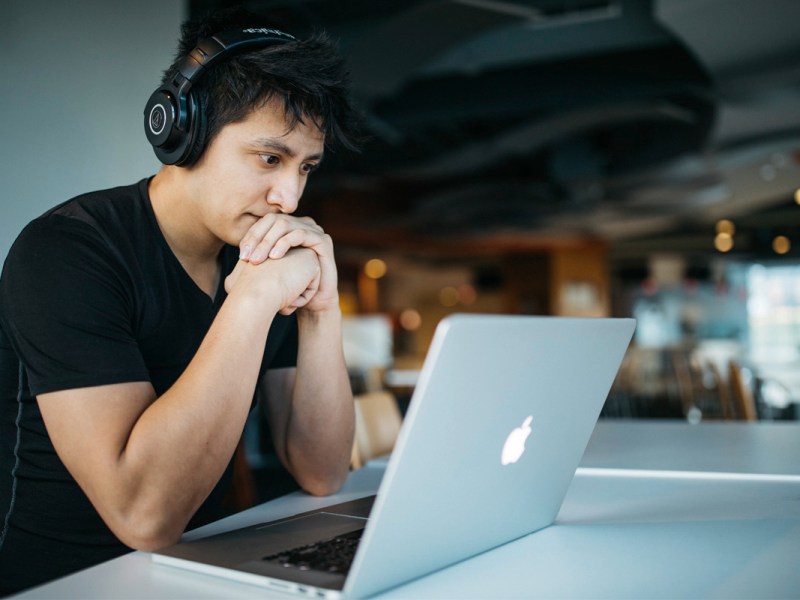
[8,178,154,270]
[17,178,153,247]
[43,178,150,226]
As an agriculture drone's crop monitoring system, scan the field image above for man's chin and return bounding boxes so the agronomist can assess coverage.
[229,218,258,247]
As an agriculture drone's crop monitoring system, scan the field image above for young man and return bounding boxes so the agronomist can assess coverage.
[0,9,360,594]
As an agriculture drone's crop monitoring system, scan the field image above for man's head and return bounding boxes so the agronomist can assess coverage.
[145,8,360,167]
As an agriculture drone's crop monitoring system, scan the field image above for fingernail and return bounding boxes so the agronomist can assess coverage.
[240,245,251,260]
[269,248,281,258]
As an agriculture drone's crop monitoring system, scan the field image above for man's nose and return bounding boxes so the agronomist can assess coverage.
[266,173,302,214]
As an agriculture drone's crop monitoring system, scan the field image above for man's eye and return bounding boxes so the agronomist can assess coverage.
[260,154,279,165]
[302,163,319,174]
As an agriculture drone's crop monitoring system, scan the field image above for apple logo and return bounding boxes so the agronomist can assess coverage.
[501,416,533,466]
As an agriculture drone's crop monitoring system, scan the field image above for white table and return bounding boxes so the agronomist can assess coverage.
[583,419,800,476]
[14,421,800,599]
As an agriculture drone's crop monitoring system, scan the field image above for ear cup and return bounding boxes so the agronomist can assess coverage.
[143,89,178,148]
[145,87,197,166]
[178,91,208,167]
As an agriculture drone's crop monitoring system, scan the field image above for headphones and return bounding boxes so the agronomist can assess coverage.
[144,27,296,166]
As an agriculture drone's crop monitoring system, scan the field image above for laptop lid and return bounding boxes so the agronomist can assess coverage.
[344,314,635,598]
[152,314,635,598]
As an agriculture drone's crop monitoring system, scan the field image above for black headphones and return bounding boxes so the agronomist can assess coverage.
[144,27,296,166]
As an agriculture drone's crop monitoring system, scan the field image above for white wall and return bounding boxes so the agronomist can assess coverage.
[0,0,186,262]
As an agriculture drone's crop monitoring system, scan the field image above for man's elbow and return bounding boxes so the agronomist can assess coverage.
[110,510,185,552]
[299,469,349,497]
[302,481,343,497]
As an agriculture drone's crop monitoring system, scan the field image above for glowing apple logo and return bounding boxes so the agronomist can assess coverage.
[501,416,533,466]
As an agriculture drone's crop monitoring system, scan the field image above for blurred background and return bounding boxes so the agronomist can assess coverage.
[4,0,800,446]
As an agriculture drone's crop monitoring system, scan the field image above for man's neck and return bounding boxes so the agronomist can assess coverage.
[148,168,224,297]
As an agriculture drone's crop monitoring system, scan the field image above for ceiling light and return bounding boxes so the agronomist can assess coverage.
[794,188,800,205]
[715,219,735,235]
[399,309,422,331]
[714,232,733,253]
[458,283,477,305]
[773,236,791,255]
[438,286,460,307]
[364,258,387,279]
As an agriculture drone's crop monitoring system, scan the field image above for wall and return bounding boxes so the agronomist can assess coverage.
[0,0,185,262]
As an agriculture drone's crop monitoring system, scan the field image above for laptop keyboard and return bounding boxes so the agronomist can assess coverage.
[262,528,364,575]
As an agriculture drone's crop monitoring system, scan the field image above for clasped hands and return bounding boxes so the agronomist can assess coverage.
[224,214,338,316]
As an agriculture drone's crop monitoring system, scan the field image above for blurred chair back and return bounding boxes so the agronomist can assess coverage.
[351,391,403,469]
[706,360,732,419]
[728,360,758,421]
[672,350,732,421]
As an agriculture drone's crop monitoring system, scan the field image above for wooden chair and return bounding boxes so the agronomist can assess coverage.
[223,438,257,511]
[672,351,737,422]
[671,350,697,419]
[351,391,403,469]
[727,360,758,421]
[706,360,732,420]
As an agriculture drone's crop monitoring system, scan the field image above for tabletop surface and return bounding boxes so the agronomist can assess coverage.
[582,419,800,476]
[14,420,800,599]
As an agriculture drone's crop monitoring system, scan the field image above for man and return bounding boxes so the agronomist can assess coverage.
[0,8,360,594]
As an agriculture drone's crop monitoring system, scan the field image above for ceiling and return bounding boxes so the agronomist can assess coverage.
[193,0,800,266]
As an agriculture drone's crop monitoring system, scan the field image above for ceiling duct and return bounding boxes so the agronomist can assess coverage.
[212,0,720,235]
[341,0,715,186]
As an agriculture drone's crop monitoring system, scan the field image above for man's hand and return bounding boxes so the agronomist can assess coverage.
[233,216,354,496]
[225,246,321,316]
[237,214,340,313]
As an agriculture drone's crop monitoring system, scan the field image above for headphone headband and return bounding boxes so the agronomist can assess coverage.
[144,27,295,166]
[177,28,295,84]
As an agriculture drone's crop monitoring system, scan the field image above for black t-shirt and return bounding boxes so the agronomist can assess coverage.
[0,178,298,594]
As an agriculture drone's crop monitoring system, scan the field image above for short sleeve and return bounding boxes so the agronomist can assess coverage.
[0,216,150,395]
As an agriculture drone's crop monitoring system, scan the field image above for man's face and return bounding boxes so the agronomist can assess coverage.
[187,99,325,247]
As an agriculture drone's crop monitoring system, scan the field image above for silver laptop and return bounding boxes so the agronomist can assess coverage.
[153,314,635,598]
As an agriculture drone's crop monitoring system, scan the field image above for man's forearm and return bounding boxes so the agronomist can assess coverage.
[116,287,281,546]
[107,251,322,547]
[286,307,355,495]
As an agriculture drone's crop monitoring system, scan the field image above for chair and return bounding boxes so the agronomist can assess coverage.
[671,349,697,419]
[351,391,403,469]
[706,360,732,419]
[223,438,257,511]
[727,360,758,421]
[672,351,736,422]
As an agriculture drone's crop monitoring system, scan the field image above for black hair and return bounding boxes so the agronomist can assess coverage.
[162,7,361,162]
